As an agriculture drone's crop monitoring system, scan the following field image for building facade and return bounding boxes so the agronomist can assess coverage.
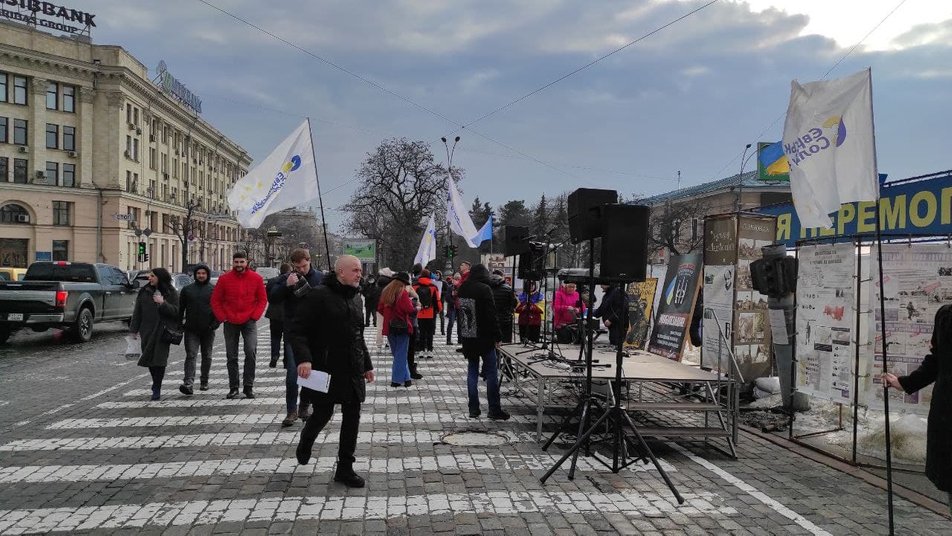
[0,21,252,272]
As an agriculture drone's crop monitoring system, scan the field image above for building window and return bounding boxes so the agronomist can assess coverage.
[53,201,70,226]
[13,119,27,145]
[133,138,139,161]
[126,170,133,192]
[0,203,29,224]
[126,103,132,125]
[63,126,75,151]
[62,163,75,187]
[12,158,27,183]
[0,157,7,181]
[45,162,58,185]
[0,72,6,102]
[126,135,132,157]
[46,123,59,149]
[62,85,75,113]
[0,117,6,143]
[12,76,27,105]
[46,82,58,110]
[133,107,139,126]
[52,240,69,261]
[149,147,156,170]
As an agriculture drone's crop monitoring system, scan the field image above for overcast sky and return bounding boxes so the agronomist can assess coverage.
[76,0,952,231]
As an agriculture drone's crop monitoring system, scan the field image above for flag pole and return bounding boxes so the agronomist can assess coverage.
[306,117,332,271]
[868,68,895,535]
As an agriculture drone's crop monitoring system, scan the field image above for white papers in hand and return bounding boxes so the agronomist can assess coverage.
[297,371,331,393]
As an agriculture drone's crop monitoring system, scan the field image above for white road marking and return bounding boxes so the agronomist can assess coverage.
[47,412,537,429]
[96,396,473,409]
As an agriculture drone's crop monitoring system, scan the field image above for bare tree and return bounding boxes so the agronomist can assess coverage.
[342,138,451,269]
[643,199,706,255]
[165,199,200,271]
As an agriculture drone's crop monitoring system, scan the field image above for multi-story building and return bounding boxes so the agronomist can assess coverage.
[0,21,252,272]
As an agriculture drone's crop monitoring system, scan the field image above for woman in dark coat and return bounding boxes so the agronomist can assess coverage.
[131,267,180,400]
[883,304,952,511]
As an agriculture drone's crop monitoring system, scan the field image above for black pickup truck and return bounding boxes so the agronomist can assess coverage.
[0,261,141,344]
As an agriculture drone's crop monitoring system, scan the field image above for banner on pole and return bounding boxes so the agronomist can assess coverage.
[342,239,376,262]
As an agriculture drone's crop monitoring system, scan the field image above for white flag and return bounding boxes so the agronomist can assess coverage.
[445,176,484,248]
[414,214,437,267]
[782,68,879,229]
[227,120,318,229]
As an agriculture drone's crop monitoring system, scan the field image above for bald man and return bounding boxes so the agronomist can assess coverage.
[289,255,375,487]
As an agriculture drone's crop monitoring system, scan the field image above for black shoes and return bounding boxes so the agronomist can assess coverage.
[226,389,240,399]
[410,372,423,380]
[390,382,401,388]
[296,441,312,465]
[469,409,481,418]
[269,358,278,368]
[404,380,412,388]
[179,384,193,396]
[334,467,365,488]
[150,386,161,401]
[488,410,511,421]
[243,387,255,399]
[199,383,209,391]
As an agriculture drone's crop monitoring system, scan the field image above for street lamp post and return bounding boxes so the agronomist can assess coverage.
[442,136,460,272]
[735,143,754,212]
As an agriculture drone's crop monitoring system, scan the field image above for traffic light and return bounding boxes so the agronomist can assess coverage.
[137,242,147,262]
[447,244,458,258]
[750,256,797,298]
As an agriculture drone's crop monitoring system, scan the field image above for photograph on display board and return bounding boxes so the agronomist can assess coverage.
[625,278,658,350]
[738,238,758,260]
[701,265,734,370]
[647,253,702,360]
[732,215,776,379]
[735,260,753,290]
[869,244,952,412]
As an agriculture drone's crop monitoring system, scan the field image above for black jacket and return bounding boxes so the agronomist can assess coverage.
[268,267,324,324]
[289,272,373,403]
[179,265,218,332]
[131,284,179,368]
[898,304,952,491]
[457,264,502,358]
[489,275,517,343]
[594,285,630,345]
[361,279,381,309]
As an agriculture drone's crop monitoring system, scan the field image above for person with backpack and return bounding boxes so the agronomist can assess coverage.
[412,269,442,359]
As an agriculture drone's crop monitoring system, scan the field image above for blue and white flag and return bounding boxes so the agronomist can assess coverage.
[782,68,878,229]
[227,120,318,229]
[414,214,437,267]
[445,176,493,248]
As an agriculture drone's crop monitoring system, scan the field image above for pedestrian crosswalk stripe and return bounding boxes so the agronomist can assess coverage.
[95,395,474,409]
[0,452,675,484]
[47,412,538,429]
[120,382,476,397]
[0,488,734,532]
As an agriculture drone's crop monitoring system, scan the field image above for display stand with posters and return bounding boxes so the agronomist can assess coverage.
[647,254,702,360]
[624,278,658,350]
[701,213,777,381]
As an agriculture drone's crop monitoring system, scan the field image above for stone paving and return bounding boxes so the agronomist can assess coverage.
[0,321,950,534]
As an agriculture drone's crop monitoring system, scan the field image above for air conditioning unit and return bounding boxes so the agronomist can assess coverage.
[16,214,29,223]
[17,145,27,153]
[67,151,78,158]
[128,123,136,131]
[136,127,142,135]
[35,171,45,180]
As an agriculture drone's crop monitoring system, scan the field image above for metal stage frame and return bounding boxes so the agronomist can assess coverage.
[498,343,738,457]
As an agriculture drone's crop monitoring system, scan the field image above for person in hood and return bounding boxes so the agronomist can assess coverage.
[290,255,375,488]
[130,268,180,401]
[593,283,630,348]
[412,269,442,358]
[269,249,324,426]
[177,263,221,395]
[457,264,510,420]
[211,251,268,400]
[361,275,381,327]
[489,269,517,344]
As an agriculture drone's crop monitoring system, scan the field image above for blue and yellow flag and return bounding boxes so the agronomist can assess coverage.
[757,141,790,182]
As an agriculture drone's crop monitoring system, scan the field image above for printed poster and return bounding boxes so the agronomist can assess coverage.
[648,253,702,360]
[625,278,658,350]
[733,215,776,379]
[795,243,856,404]
[702,215,736,371]
[869,244,952,413]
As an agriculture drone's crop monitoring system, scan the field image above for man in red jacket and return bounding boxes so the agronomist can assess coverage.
[412,269,442,359]
[212,251,268,399]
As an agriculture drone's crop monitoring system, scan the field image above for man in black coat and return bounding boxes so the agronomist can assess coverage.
[361,275,381,327]
[489,269,517,344]
[457,264,510,420]
[269,248,324,426]
[178,264,220,395]
[290,255,375,488]
[593,283,630,348]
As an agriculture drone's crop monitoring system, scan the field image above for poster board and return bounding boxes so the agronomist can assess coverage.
[342,239,376,262]
[702,215,737,372]
[647,253,702,360]
[795,242,857,404]
[868,243,952,413]
[625,278,658,350]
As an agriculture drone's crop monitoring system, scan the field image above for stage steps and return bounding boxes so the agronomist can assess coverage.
[636,426,730,438]
[626,402,721,412]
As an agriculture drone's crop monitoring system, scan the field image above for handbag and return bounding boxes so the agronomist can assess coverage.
[161,325,184,345]
[388,317,409,336]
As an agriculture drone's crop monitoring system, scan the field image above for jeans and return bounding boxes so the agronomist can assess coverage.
[467,348,501,414]
[283,332,298,413]
[223,320,257,389]
[183,329,216,387]
[387,334,411,383]
[269,318,284,361]
[300,401,361,467]
[418,318,436,352]
[446,309,457,344]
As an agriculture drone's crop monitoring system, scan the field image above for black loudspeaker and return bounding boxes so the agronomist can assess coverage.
[502,225,530,256]
[600,204,650,281]
[567,188,617,244]
[518,243,545,280]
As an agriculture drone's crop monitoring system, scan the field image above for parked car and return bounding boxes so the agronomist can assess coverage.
[208,270,223,286]
[255,267,281,281]
[0,261,140,344]
[172,273,194,291]
[0,268,27,282]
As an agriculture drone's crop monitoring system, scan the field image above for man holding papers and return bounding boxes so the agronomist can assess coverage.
[289,255,375,488]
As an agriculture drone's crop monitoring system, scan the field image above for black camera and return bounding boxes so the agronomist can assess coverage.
[291,274,311,297]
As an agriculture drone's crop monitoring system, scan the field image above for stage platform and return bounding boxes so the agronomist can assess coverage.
[498,342,739,457]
